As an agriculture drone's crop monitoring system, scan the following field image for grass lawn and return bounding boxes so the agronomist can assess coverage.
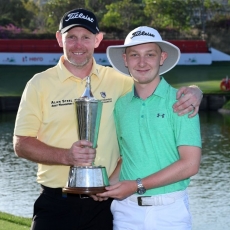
[164,61,230,94]
[0,212,31,230]
[0,62,230,96]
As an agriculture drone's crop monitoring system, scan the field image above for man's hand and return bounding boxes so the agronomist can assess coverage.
[66,140,96,166]
[173,86,203,118]
[97,180,137,200]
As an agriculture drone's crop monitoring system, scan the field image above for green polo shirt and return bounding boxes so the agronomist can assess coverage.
[114,77,202,196]
[14,56,132,188]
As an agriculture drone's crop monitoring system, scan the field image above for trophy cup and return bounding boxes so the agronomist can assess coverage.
[63,76,109,195]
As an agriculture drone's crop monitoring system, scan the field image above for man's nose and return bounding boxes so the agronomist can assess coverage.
[139,56,146,67]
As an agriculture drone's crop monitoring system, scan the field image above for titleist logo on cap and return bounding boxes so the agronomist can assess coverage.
[65,12,94,23]
[131,30,155,39]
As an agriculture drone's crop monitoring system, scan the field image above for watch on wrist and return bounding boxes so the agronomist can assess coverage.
[136,178,146,195]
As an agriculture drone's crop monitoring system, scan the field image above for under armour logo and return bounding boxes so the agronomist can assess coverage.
[157,113,165,118]
[100,92,106,98]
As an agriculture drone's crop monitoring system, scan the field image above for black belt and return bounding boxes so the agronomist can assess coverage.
[41,185,90,198]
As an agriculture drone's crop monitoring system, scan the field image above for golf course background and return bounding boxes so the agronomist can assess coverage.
[0,62,229,229]
[1,62,230,97]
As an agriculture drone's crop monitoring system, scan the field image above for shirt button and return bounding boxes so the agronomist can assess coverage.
[141,115,144,118]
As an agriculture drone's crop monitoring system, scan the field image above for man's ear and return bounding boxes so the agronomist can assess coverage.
[94,32,103,48]
[160,52,168,66]
[122,53,128,67]
[56,31,63,48]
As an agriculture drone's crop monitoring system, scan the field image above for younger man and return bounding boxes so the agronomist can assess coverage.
[98,26,202,230]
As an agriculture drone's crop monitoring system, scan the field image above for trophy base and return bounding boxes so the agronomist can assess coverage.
[62,186,107,195]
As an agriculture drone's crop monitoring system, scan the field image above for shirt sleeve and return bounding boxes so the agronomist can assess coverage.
[173,111,202,148]
[14,81,43,137]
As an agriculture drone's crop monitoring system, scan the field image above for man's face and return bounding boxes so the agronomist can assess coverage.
[123,43,167,84]
[56,27,102,69]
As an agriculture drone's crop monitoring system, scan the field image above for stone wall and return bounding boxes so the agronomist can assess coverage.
[0,97,21,111]
[200,95,228,111]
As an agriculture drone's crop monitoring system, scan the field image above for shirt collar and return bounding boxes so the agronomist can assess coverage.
[154,77,170,99]
[57,56,100,82]
[128,77,170,101]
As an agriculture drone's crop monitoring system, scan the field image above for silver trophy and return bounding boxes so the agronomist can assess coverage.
[63,76,109,195]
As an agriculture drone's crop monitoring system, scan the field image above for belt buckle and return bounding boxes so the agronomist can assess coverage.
[79,194,89,199]
[137,196,152,206]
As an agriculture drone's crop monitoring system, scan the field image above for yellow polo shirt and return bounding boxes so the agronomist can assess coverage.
[14,56,132,188]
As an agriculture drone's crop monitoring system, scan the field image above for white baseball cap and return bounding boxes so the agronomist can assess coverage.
[107,26,181,76]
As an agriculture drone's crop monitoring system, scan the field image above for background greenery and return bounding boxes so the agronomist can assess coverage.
[222,99,230,109]
[0,0,230,54]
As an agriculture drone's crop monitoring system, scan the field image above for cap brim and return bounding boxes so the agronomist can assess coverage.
[107,41,180,76]
[61,24,98,34]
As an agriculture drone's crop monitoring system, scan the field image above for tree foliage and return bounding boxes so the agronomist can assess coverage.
[100,0,146,37]
[0,0,33,27]
[0,0,229,39]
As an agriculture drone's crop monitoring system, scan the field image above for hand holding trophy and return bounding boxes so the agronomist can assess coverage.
[63,76,109,195]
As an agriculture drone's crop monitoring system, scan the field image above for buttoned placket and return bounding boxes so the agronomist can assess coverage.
[138,98,149,132]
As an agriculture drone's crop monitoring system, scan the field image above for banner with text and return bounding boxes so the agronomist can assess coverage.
[0,52,212,66]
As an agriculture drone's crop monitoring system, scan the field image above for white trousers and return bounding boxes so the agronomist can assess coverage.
[111,190,192,230]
